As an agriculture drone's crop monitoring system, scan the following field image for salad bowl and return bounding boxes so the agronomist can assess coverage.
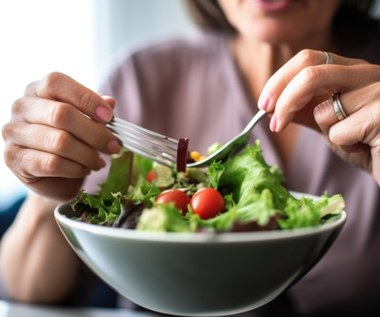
[54,194,346,317]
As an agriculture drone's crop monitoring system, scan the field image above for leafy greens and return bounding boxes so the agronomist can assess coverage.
[70,140,345,232]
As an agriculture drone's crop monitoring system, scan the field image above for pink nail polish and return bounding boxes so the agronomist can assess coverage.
[107,140,121,153]
[269,115,277,132]
[258,96,270,111]
[96,107,113,122]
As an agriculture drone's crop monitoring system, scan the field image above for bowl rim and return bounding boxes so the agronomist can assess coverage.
[54,191,346,244]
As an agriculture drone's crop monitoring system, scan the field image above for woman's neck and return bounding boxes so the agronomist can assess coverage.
[231,30,333,103]
[231,41,290,103]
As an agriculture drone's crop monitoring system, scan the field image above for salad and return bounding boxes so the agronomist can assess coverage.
[70,141,345,233]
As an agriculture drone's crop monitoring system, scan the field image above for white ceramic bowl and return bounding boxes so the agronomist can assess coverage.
[54,192,346,316]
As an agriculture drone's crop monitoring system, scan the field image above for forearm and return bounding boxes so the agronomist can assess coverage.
[0,193,80,303]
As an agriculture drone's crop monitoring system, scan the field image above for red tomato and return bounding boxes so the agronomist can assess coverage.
[146,170,157,183]
[156,189,190,214]
[190,187,225,219]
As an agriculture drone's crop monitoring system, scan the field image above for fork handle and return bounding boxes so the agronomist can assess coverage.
[242,109,267,134]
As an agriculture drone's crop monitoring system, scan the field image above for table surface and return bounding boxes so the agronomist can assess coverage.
[0,300,160,317]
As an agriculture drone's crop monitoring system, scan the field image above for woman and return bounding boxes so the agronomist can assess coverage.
[1,0,380,315]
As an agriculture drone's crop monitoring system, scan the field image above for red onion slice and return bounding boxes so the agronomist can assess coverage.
[176,138,189,172]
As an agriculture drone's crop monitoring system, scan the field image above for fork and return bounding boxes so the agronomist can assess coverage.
[107,109,267,171]
[106,118,185,169]
[187,109,267,168]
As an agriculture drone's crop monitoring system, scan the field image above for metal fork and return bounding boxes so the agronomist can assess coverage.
[106,118,183,168]
[107,109,267,170]
[187,109,267,168]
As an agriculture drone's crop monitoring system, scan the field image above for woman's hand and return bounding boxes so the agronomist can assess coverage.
[258,49,380,185]
[1,72,121,201]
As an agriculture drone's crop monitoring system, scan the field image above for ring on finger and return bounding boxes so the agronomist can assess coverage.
[324,51,333,65]
[332,93,347,121]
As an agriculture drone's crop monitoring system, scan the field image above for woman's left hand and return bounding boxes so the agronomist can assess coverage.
[258,49,380,185]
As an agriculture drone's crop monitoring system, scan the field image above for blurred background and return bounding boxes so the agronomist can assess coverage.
[0,0,195,209]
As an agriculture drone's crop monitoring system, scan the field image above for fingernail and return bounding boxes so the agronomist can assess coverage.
[96,106,113,122]
[98,157,106,168]
[258,95,270,111]
[107,140,121,153]
[269,115,277,132]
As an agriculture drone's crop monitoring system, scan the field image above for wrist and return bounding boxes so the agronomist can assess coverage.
[15,192,63,228]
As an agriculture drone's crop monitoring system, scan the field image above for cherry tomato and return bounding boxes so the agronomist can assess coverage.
[190,187,225,219]
[146,170,157,183]
[156,189,190,214]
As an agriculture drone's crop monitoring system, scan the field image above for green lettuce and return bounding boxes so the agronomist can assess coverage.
[70,141,345,232]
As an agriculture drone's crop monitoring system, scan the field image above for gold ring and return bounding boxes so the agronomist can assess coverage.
[332,93,347,121]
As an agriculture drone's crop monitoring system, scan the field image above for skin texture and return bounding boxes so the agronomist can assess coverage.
[1,0,380,305]
[1,73,121,302]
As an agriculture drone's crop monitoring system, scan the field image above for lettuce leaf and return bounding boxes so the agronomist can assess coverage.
[70,141,345,232]
[99,149,134,200]
[217,140,291,209]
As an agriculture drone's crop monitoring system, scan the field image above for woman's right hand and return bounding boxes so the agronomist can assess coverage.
[1,72,121,201]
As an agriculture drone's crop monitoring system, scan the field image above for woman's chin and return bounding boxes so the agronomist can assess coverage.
[241,25,300,45]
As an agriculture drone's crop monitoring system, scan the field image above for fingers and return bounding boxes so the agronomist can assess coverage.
[2,142,89,200]
[258,50,362,110]
[2,121,104,171]
[260,47,380,185]
[312,98,337,134]
[258,49,377,132]
[2,73,122,200]
[2,73,122,192]
[11,96,120,155]
[4,145,91,180]
[271,64,370,129]
[25,72,114,123]
[312,81,380,185]
[315,82,380,148]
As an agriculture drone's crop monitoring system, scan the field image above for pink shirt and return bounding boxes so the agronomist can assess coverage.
[84,32,380,316]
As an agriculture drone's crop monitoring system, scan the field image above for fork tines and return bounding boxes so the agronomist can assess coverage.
[107,117,179,167]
